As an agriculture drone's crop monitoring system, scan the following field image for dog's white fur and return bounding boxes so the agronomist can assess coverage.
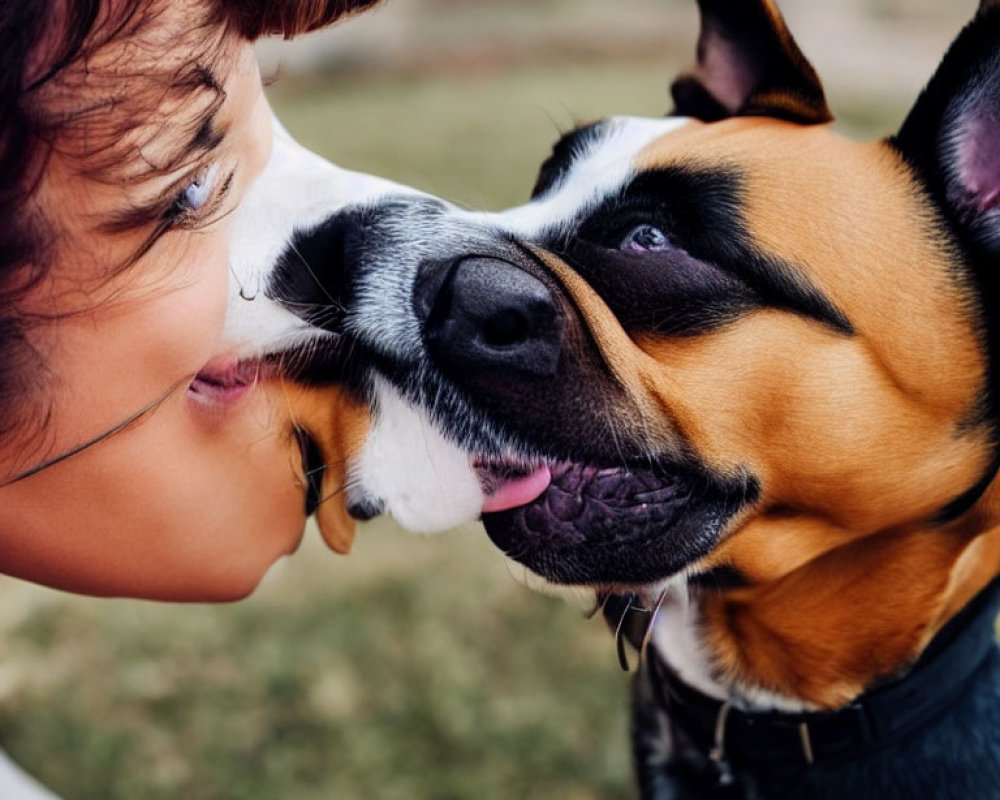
[356,377,484,532]
[495,116,689,237]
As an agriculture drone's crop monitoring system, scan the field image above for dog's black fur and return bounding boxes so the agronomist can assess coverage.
[626,580,1000,799]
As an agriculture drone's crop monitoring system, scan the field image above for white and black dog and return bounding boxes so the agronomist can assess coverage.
[272,0,1000,798]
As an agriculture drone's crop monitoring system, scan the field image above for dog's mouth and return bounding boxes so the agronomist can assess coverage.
[476,456,553,513]
[473,455,751,587]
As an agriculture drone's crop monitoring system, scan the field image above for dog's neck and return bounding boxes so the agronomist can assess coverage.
[640,579,1000,797]
[650,577,816,713]
[650,491,1000,712]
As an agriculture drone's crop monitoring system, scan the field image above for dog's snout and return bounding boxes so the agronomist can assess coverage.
[414,256,562,378]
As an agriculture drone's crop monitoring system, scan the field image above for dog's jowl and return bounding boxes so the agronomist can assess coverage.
[292,0,1000,797]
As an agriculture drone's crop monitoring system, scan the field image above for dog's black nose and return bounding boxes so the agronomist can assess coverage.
[414,256,562,378]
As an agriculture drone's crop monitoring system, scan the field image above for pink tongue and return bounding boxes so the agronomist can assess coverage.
[482,464,552,513]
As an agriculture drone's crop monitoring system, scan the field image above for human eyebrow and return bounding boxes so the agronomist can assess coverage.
[190,112,227,154]
[70,58,230,180]
[155,64,228,170]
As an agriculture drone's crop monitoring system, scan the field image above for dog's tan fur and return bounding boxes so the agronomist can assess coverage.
[531,109,1000,706]
[280,384,369,553]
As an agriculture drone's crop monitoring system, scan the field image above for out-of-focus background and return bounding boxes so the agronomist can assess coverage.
[0,1,976,798]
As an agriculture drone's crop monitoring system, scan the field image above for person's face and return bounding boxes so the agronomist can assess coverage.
[0,3,335,600]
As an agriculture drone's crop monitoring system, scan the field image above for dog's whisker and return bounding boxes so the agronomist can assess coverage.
[614,596,638,673]
[314,486,347,507]
[585,589,612,620]
[286,240,345,308]
[639,587,669,667]
[304,458,348,478]
[313,474,363,509]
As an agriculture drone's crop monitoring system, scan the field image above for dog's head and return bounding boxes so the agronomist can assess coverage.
[331,0,1000,629]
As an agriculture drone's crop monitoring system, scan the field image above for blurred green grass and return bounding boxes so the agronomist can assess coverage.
[268,56,914,211]
[0,526,631,800]
[0,57,912,800]
[267,58,682,211]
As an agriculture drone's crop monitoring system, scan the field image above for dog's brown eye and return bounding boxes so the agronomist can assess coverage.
[620,224,671,253]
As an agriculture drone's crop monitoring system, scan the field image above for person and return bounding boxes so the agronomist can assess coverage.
[0,0,382,603]
[0,0,389,794]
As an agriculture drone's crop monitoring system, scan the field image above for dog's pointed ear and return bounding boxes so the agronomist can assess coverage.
[670,0,832,125]
[893,5,1000,256]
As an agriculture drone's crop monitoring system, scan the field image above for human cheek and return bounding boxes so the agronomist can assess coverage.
[170,231,231,362]
[0,383,307,601]
[146,385,308,600]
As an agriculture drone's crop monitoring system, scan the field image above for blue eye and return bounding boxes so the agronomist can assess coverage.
[620,224,671,253]
[178,164,219,212]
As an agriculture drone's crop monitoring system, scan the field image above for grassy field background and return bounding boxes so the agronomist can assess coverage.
[0,526,631,800]
[0,2,978,798]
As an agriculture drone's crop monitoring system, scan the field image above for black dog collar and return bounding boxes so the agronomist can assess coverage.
[625,576,1000,769]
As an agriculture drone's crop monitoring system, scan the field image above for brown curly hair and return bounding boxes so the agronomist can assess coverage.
[0,0,379,442]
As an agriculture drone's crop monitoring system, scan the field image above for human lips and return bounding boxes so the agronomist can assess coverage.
[188,356,260,406]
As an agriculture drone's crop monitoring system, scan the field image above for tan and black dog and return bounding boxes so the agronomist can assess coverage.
[279,0,1000,796]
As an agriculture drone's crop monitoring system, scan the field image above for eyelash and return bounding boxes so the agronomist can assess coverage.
[164,163,235,229]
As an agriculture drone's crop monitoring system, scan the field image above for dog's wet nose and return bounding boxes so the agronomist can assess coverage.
[414,256,562,378]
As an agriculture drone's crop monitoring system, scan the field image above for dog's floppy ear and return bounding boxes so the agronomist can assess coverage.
[284,385,370,555]
[670,0,831,125]
[893,3,1000,257]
